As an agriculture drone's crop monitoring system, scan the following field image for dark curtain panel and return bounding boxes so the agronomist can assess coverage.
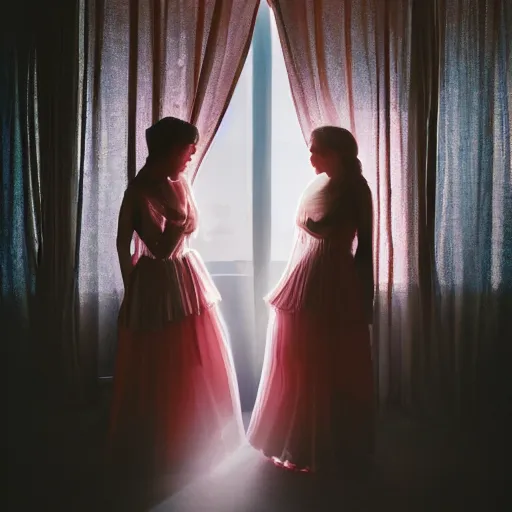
[433,0,512,419]
[35,0,85,401]
[2,2,41,483]
[2,1,82,404]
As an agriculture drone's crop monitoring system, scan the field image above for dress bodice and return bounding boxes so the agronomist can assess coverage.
[119,176,220,331]
[131,177,198,263]
[267,173,372,322]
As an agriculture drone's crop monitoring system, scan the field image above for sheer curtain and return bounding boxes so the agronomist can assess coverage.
[3,0,510,422]
[434,0,512,418]
[269,0,512,418]
[270,0,424,410]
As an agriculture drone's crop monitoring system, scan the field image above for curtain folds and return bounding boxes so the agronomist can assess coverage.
[2,3,41,414]
[80,0,259,381]
[3,0,259,402]
[3,0,510,420]
[433,0,512,418]
[270,0,425,410]
[2,0,84,402]
[269,0,511,418]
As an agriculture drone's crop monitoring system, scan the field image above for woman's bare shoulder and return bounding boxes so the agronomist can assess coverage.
[122,180,142,205]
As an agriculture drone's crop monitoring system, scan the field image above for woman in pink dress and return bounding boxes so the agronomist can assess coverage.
[109,117,244,481]
[248,126,375,474]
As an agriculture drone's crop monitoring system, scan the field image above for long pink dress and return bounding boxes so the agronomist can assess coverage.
[247,173,375,473]
[109,175,244,478]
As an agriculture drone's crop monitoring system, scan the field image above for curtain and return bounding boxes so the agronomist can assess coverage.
[2,1,41,475]
[4,0,510,423]
[80,0,259,382]
[434,0,512,419]
[2,0,85,403]
[2,0,259,404]
[270,0,424,411]
[269,0,512,418]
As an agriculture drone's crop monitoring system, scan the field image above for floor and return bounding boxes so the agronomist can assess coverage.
[149,413,506,512]
[8,393,510,511]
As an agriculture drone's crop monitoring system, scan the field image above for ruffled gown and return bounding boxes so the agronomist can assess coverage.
[109,176,244,479]
[247,173,375,473]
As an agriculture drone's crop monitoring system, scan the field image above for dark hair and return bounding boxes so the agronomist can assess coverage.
[145,117,199,161]
[311,126,362,175]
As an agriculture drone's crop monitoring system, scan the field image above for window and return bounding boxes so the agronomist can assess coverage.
[191,49,254,264]
[194,2,409,289]
[193,3,312,272]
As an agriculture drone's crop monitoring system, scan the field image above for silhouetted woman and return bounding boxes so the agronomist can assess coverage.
[248,126,374,474]
[109,117,244,482]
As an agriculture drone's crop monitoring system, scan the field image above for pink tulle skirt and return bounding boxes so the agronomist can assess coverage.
[248,308,374,472]
[109,305,243,478]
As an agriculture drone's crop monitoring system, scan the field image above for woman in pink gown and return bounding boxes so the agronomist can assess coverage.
[248,126,375,474]
[109,117,244,481]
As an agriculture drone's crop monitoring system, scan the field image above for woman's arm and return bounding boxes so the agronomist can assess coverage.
[301,216,336,239]
[132,185,185,260]
[116,191,135,289]
[116,188,185,289]
[298,200,342,239]
[354,183,374,323]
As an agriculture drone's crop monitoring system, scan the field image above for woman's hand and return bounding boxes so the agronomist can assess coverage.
[301,216,334,239]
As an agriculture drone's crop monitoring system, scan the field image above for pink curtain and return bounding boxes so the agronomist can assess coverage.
[269,0,424,410]
[269,0,512,418]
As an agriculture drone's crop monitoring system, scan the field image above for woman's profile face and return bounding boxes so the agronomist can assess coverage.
[167,143,197,177]
[309,138,339,177]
